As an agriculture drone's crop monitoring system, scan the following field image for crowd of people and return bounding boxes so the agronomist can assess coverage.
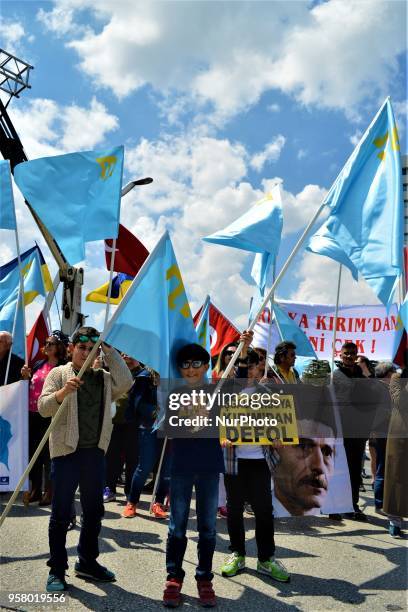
[0,326,406,607]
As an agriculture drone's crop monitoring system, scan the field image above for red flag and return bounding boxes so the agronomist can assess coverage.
[105,224,149,276]
[194,301,240,357]
[26,311,50,367]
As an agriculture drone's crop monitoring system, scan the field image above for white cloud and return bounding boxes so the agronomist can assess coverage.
[250,135,286,172]
[297,148,307,160]
[290,251,381,305]
[267,103,280,113]
[8,96,118,158]
[0,20,27,55]
[60,97,119,150]
[37,0,406,122]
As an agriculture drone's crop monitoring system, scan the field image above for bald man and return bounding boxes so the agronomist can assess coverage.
[0,331,24,386]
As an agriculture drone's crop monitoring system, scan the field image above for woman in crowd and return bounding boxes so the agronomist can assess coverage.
[212,342,238,380]
[21,331,68,505]
[122,364,170,519]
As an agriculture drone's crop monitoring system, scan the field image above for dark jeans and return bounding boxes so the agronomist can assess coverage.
[343,438,367,511]
[29,411,51,493]
[166,472,219,582]
[373,437,387,509]
[224,459,274,561]
[48,448,105,576]
[105,421,139,496]
[128,428,169,505]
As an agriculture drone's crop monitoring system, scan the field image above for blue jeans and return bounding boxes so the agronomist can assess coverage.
[48,448,105,576]
[128,428,170,504]
[373,437,387,509]
[166,473,219,582]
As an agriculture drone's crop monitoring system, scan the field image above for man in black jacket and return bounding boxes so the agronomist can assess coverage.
[333,341,374,521]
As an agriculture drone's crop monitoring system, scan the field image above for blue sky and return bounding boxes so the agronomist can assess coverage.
[0,0,407,330]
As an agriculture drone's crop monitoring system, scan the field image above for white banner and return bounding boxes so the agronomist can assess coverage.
[253,300,403,361]
[0,380,29,491]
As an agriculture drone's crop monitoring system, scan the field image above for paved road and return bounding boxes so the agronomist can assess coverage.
[0,485,406,612]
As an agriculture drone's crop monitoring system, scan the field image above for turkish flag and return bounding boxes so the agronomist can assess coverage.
[26,311,50,367]
[105,224,149,277]
[194,301,240,357]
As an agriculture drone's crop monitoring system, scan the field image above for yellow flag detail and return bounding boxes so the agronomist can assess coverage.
[166,264,190,318]
[96,155,117,180]
[374,126,400,161]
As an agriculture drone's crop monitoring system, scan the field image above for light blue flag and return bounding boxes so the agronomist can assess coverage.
[248,286,264,324]
[401,292,408,333]
[0,160,17,230]
[251,252,273,295]
[307,219,358,280]
[273,302,317,358]
[195,295,212,377]
[0,249,46,359]
[311,98,403,306]
[104,231,198,380]
[203,184,283,255]
[14,146,124,264]
[0,247,46,308]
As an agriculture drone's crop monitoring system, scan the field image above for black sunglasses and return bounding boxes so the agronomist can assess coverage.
[179,360,205,369]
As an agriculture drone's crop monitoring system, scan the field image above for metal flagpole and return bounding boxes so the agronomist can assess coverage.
[4,284,21,386]
[103,238,117,329]
[149,437,168,514]
[264,258,277,378]
[331,264,343,379]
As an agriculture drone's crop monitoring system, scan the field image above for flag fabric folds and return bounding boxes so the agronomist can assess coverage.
[0,247,46,308]
[203,185,283,255]
[0,249,46,359]
[26,311,50,367]
[104,232,198,380]
[193,301,240,357]
[105,224,149,276]
[0,160,17,230]
[0,246,51,302]
[308,98,403,306]
[14,146,124,264]
[273,303,317,358]
[251,251,274,295]
[195,295,212,375]
[86,273,134,305]
[307,220,358,280]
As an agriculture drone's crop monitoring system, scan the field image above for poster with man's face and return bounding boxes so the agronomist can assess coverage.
[272,420,353,517]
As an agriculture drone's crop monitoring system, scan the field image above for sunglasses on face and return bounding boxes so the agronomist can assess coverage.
[225,350,236,357]
[77,334,99,343]
[179,360,205,369]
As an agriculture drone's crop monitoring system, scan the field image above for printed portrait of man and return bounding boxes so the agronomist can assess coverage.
[272,386,337,517]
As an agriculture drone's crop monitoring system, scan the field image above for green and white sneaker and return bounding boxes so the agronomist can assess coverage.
[257,558,290,582]
[220,552,245,577]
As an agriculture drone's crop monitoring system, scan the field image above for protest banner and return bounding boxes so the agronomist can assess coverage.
[218,394,299,445]
[0,381,29,492]
[253,300,403,360]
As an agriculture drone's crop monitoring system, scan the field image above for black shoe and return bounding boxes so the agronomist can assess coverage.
[74,560,115,582]
[328,513,343,521]
[359,484,366,492]
[353,511,368,522]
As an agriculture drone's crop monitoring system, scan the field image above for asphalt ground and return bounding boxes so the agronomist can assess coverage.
[0,480,407,612]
